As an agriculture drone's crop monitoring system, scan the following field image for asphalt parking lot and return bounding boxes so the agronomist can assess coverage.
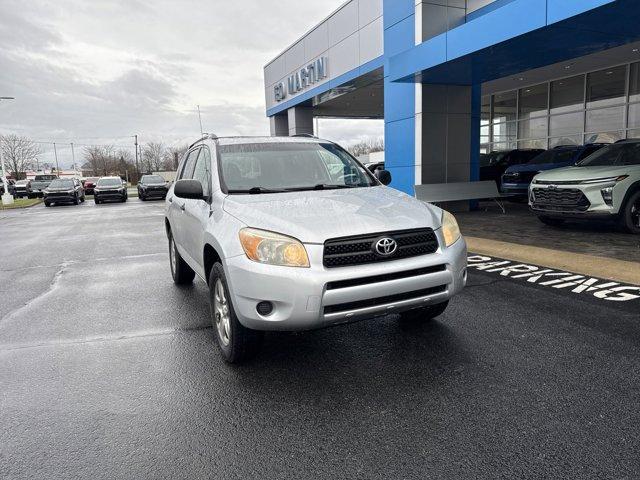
[1,200,639,479]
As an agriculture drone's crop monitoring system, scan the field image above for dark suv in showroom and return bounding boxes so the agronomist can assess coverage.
[480,149,545,187]
[138,174,169,200]
[502,144,608,196]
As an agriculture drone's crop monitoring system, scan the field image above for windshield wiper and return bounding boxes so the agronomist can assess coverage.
[284,184,362,191]
[227,187,286,194]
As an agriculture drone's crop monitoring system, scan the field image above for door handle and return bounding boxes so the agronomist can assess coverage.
[168,197,173,203]
[180,203,186,211]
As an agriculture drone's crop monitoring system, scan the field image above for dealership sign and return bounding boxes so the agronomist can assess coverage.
[468,255,640,302]
[274,57,327,102]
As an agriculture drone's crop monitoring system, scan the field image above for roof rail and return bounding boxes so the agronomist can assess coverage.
[292,133,317,138]
[188,133,218,149]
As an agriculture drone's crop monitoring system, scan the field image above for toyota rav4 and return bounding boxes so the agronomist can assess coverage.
[165,136,467,363]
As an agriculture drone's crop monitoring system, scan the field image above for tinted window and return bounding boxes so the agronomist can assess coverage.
[550,75,585,114]
[578,142,640,166]
[577,145,605,160]
[35,175,56,181]
[49,179,74,188]
[219,142,374,192]
[587,66,627,109]
[179,149,200,180]
[191,147,211,198]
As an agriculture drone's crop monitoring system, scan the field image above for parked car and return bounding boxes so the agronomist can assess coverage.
[94,176,127,204]
[480,149,545,187]
[13,179,33,198]
[138,174,169,200]
[530,139,640,233]
[82,177,100,195]
[43,178,85,207]
[502,144,608,196]
[0,178,16,196]
[165,136,467,363]
[30,174,58,197]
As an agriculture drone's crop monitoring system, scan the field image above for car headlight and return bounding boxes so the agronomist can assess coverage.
[579,175,628,185]
[441,210,461,247]
[239,228,309,267]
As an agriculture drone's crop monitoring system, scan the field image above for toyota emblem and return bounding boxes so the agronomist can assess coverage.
[374,237,398,256]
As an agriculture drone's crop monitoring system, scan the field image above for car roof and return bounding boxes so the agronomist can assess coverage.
[191,135,328,149]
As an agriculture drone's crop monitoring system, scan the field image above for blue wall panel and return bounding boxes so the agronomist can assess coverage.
[547,0,615,24]
[383,0,416,194]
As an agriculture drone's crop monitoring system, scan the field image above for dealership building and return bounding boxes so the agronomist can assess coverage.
[264,0,640,194]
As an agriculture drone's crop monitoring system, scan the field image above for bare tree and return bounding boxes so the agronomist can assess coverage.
[348,138,385,158]
[82,145,117,176]
[0,134,41,180]
[142,142,166,173]
[164,144,188,170]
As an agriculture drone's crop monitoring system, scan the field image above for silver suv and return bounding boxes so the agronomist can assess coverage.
[165,136,467,363]
[530,139,640,233]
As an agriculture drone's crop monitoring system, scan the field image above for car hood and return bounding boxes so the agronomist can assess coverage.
[506,162,572,174]
[534,165,636,182]
[222,186,443,244]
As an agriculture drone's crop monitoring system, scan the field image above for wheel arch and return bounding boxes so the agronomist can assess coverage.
[620,180,640,211]
[203,243,223,285]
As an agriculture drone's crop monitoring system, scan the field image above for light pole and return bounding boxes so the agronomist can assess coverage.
[0,96,15,205]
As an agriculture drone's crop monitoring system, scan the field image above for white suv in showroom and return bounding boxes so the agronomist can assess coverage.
[164,135,467,363]
[530,139,640,233]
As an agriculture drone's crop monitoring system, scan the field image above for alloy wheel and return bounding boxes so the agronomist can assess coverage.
[213,279,231,346]
[632,199,640,228]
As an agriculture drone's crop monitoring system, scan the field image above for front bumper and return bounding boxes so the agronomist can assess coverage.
[501,182,529,195]
[224,231,467,331]
[95,190,126,201]
[44,193,76,203]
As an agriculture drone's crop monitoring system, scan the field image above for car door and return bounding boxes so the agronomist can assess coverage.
[182,146,213,276]
[169,147,200,256]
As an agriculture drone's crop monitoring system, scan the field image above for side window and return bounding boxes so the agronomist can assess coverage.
[179,148,200,180]
[192,147,212,198]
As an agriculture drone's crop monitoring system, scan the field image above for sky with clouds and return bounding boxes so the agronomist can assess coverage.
[0,0,383,168]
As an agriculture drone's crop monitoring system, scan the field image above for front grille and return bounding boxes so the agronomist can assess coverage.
[323,228,439,268]
[326,265,446,290]
[323,285,447,315]
[503,172,536,184]
[47,192,72,198]
[532,188,590,212]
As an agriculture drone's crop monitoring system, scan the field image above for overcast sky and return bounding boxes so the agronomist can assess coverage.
[0,0,383,168]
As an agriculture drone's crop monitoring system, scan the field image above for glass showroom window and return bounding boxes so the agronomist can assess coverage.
[518,83,548,144]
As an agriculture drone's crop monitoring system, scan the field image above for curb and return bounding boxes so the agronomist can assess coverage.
[466,236,640,286]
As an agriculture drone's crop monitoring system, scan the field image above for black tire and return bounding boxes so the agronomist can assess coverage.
[168,231,195,285]
[619,190,640,234]
[44,201,51,207]
[81,195,85,203]
[538,216,565,227]
[140,194,145,201]
[73,194,79,205]
[399,300,449,323]
[208,262,263,364]
[95,198,100,205]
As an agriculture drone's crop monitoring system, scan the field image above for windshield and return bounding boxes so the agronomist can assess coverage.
[49,179,74,188]
[85,177,99,183]
[35,175,56,181]
[141,175,165,184]
[97,178,123,187]
[16,180,28,185]
[577,142,640,167]
[218,142,375,192]
[528,148,578,165]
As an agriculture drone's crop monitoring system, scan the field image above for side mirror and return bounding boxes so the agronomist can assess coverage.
[174,179,204,200]
[375,169,392,186]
